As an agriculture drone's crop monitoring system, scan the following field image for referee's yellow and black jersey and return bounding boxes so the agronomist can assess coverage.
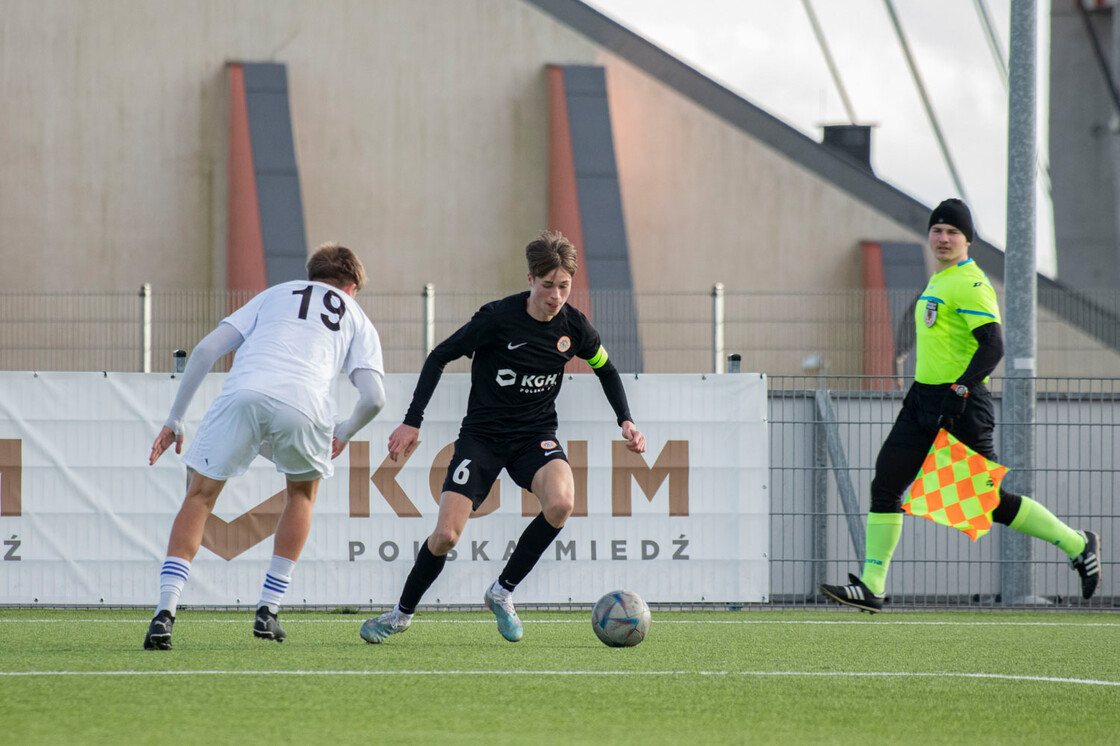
[913,258,1001,385]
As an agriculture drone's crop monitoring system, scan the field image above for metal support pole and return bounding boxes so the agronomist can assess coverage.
[712,282,725,374]
[973,0,1052,198]
[140,283,152,373]
[423,283,435,359]
[1001,0,1041,606]
[814,390,865,560]
[811,396,829,597]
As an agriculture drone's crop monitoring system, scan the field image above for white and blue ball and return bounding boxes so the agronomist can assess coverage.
[591,590,651,647]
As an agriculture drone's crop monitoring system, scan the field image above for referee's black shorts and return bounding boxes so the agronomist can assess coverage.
[869,382,997,514]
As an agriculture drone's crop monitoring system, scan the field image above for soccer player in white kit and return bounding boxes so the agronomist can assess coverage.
[144,243,386,649]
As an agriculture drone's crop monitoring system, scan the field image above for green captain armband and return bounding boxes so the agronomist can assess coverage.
[586,345,609,369]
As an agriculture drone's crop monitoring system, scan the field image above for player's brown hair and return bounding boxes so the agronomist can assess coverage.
[525,230,578,279]
[306,242,367,291]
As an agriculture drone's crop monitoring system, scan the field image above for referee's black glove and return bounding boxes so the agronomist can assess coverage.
[937,387,968,431]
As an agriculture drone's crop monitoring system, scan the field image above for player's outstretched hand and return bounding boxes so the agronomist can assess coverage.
[621,421,646,454]
[331,436,347,459]
[388,423,420,462]
[149,426,182,465]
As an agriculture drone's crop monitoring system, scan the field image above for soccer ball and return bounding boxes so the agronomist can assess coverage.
[591,590,651,647]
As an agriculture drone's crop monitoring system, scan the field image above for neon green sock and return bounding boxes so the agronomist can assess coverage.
[860,512,904,595]
[1008,496,1086,558]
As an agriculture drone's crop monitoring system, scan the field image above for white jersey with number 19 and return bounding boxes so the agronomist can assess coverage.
[219,280,384,429]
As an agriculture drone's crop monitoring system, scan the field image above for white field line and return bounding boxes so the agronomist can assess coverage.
[1,618,1119,627]
[0,669,1118,686]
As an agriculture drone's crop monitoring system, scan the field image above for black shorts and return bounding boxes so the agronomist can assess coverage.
[870,382,997,513]
[441,433,568,510]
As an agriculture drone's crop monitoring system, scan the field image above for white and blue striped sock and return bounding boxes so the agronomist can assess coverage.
[259,555,296,614]
[157,556,191,616]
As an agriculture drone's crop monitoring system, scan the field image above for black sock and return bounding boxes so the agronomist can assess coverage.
[992,488,1023,526]
[398,540,447,614]
[498,513,562,591]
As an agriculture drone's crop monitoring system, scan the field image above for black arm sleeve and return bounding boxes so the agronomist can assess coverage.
[893,291,921,361]
[402,310,492,428]
[592,359,634,426]
[957,321,1004,388]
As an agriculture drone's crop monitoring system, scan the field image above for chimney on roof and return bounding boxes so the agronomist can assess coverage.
[821,124,874,173]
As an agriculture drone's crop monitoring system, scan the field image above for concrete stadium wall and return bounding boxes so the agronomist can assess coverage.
[1,0,596,293]
[2,0,1116,378]
[1049,4,1120,291]
[1,0,918,299]
[602,52,921,294]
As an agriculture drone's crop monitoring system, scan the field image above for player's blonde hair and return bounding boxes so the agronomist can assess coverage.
[307,242,367,291]
[525,230,578,279]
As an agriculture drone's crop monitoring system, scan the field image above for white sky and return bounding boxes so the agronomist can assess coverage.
[586,0,1057,276]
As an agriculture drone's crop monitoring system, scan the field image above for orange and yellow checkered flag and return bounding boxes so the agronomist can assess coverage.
[903,429,1007,541]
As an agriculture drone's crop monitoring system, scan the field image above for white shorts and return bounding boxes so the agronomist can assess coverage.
[182,389,333,481]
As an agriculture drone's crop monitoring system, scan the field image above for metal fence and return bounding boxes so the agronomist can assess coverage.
[1,288,1117,609]
[769,375,1117,609]
[4,286,1120,377]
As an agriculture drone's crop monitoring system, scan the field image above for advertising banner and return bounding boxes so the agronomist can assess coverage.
[0,371,768,606]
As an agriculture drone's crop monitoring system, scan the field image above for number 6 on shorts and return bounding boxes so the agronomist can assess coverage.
[453,458,472,485]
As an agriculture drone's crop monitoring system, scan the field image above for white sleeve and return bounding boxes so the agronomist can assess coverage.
[344,316,385,378]
[222,288,269,338]
[164,323,245,434]
[332,368,386,444]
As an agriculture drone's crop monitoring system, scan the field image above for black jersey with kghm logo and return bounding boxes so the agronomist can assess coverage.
[403,292,607,438]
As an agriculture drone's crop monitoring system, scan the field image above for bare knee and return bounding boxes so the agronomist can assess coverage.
[183,489,220,514]
[428,526,461,556]
[542,492,574,528]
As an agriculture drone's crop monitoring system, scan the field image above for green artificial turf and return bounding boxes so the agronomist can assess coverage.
[1,608,1117,745]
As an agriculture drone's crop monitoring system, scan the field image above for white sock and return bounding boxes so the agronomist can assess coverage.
[489,579,511,598]
[157,556,191,616]
[258,554,297,613]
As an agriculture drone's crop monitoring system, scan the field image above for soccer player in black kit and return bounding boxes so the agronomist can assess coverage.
[360,230,646,643]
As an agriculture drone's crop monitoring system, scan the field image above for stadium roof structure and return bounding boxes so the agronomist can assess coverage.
[525,0,1120,352]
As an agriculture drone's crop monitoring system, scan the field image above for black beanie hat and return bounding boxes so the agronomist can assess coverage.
[928,198,974,242]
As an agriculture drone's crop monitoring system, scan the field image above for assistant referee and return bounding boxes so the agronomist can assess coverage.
[821,199,1101,611]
